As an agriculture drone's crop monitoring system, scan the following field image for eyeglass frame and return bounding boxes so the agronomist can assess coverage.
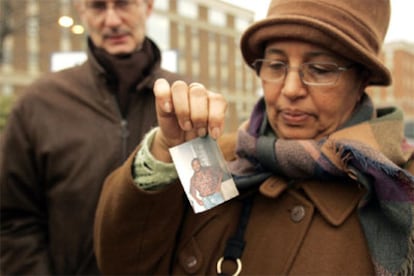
[252,59,354,86]
[83,0,140,16]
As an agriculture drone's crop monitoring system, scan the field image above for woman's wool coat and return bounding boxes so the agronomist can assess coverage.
[94,134,390,275]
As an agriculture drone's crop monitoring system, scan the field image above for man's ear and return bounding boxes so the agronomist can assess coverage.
[145,0,154,17]
[73,0,82,13]
[73,0,87,30]
[74,0,89,18]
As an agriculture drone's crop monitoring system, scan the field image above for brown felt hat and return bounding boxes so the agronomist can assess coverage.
[241,0,392,86]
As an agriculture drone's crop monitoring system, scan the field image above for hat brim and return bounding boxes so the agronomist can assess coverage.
[241,16,391,86]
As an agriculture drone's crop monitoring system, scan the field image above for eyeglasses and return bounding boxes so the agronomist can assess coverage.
[252,59,354,86]
[84,0,138,16]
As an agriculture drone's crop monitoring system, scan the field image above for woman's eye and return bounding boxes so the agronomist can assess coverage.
[268,62,285,70]
[307,64,336,74]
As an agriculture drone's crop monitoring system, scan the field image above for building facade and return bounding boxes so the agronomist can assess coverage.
[1,0,413,131]
[368,41,414,122]
[0,0,258,132]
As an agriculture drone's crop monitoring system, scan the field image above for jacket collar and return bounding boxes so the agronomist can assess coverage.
[259,176,365,226]
[86,37,162,92]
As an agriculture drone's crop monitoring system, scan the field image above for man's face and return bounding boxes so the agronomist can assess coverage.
[192,159,201,172]
[76,0,153,55]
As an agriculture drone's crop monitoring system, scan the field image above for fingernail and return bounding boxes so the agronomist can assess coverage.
[163,101,172,113]
[197,128,207,137]
[211,127,220,139]
[183,120,192,131]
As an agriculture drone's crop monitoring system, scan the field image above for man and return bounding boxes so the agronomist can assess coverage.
[189,158,224,209]
[0,0,185,274]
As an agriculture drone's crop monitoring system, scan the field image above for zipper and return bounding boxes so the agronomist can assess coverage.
[120,119,130,160]
[99,75,131,161]
[110,93,129,161]
[107,87,130,161]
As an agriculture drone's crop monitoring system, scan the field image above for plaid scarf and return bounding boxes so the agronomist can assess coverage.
[228,94,414,275]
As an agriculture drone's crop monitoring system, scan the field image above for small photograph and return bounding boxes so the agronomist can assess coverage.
[169,136,239,213]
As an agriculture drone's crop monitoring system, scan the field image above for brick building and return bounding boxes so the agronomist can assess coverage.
[368,41,414,122]
[1,0,413,131]
[0,0,257,131]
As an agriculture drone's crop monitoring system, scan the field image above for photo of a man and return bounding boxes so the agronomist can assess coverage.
[189,158,224,208]
[169,136,239,213]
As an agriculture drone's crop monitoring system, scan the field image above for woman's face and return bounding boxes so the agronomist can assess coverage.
[260,40,366,140]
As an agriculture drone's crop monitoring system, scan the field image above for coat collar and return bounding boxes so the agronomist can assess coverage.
[259,176,365,226]
[86,37,162,92]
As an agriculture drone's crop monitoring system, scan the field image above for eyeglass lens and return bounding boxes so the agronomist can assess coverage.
[254,60,345,85]
[85,0,135,13]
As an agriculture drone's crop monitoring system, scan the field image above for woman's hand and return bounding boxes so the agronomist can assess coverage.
[151,79,228,162]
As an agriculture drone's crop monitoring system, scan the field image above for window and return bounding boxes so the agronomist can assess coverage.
[177,0,198,19]
[147,14,170,50]
[209,9,226,26]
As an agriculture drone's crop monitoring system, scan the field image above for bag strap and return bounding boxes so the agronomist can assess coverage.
[217,195,254,276]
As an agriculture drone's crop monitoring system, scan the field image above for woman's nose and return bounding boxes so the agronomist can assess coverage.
[280,69,307,99]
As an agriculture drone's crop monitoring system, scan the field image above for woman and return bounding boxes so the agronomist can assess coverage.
[94,0,414,274]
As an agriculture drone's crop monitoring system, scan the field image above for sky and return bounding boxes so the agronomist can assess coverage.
[223,0,414,44]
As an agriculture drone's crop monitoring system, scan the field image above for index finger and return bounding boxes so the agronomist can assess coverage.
[153,78,173,114]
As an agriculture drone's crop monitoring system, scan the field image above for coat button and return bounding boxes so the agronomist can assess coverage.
[291,205,306,222]
[185,256,198,268]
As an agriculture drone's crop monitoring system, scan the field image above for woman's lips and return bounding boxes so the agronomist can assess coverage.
[280,110,313,125]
